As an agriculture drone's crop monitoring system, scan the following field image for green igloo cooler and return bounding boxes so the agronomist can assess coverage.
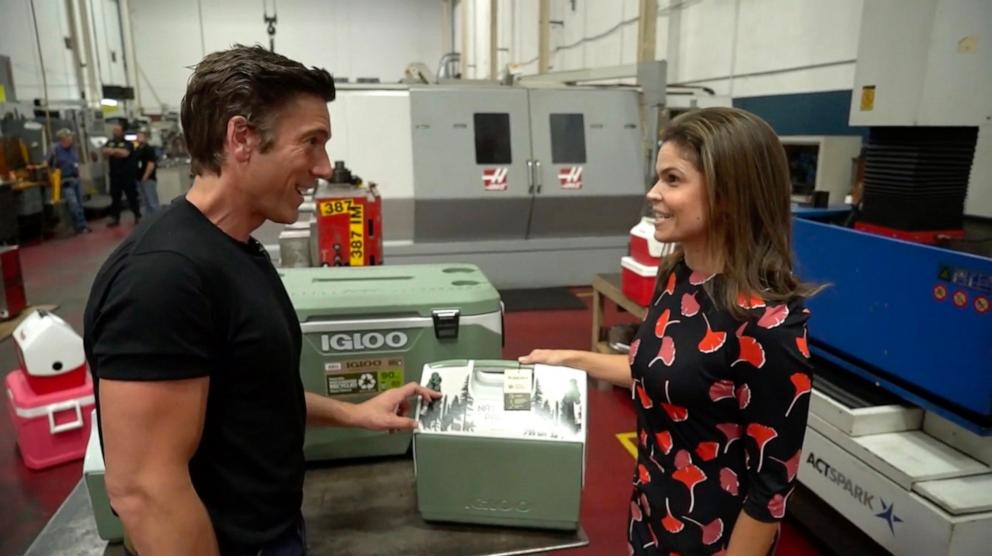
[82,410,124,542]
[280,264,503,461]
[413,359,587,530]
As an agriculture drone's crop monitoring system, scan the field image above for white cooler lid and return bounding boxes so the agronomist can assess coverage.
[621,255,658,277]
[415,361,587,444]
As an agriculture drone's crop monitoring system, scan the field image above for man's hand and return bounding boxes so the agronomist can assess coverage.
[352,382,441,431]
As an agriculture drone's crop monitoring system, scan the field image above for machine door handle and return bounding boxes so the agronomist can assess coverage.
[526,159,535,194]
[534,160,543,194]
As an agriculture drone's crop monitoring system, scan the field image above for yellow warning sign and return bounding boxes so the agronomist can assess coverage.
[319,199,352,216]
[347,202,364,265]
[860,85,876,112]
[0,84,6,103]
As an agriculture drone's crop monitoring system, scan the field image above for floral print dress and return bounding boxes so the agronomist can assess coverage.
[627,261,813,555]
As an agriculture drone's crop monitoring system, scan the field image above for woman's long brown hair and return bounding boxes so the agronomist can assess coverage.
[655,107,822,319]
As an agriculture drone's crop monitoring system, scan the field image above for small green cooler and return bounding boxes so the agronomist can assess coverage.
[413,360,587,530]
[82,410,124,542]
[280,264,503,461]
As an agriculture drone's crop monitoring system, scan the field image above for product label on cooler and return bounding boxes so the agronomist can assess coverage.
[323,357,404,396]
[503,368,533,411]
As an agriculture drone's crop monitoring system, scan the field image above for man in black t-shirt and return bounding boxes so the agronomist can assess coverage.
[101,124,141,227]
[84,45,440,555]
[134,130,160,214]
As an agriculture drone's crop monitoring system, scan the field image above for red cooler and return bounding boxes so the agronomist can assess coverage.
[621,256,659,306]
[5,368,95,469]
[14,310,89,394]
[629,217,676,266]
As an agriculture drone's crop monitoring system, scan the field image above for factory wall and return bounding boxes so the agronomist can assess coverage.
[128,0,446,114]
[0,0,127,103]
[469,0,862,97]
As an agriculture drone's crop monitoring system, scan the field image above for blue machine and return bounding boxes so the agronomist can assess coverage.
[792,217,992,435]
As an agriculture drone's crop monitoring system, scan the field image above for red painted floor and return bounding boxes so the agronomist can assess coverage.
[0,220,827,555]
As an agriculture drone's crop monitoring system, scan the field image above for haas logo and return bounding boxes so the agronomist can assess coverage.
[321,331,409,352]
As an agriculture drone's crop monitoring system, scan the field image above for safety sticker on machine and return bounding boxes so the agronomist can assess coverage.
[975,295,989,314]
[324,358,405,395]
[952,290,969,309]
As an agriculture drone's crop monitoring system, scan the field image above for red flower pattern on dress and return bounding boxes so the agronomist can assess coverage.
[709,379,735,402]
[695,441,719,462]
[681,291,700,317]
[661,380,688,422]
[796,328,811,358]
[757,304,789,329]
[736,290,766,309]
[716,423,741,453]
[732,323,766,368]
[736,384,751,410]
[746,424,778,473]
[698,313,727,354]
[662,498,684,533]
[719,467,739,496]
[786,373,812,417]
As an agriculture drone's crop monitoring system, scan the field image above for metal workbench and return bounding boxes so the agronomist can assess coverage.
[24,457,588,556]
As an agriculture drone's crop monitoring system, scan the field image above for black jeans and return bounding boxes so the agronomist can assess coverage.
[109,174,141,222]
[218,516,307,556]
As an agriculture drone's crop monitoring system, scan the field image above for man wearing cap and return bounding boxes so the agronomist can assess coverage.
[47,129,92,234]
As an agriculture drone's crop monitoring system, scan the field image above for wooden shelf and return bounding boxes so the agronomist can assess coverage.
[590,273,648,356]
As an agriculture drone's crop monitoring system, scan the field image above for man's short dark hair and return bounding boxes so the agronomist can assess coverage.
[180,44,336,176]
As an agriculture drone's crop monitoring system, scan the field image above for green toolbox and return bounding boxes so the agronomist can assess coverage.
[82,410,124,542]
[280,264,503,461]
[413,359,587,530]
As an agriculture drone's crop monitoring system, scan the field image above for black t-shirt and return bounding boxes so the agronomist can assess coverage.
[83,198,306,549]
[136,144,157,181]
[104,138,136,179]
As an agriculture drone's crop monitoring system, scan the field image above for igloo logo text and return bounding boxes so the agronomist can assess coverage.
[321,331,409,352]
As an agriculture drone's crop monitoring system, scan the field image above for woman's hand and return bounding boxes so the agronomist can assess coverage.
[518,349,576,366]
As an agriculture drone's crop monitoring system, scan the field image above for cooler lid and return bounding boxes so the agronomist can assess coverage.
[414,359,587,444]
[621,256,658,276]
[281,264,501,320]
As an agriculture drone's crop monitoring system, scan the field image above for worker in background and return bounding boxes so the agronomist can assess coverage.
[47,128,91,234]
[83,45,440,556]
[521,107,817,556]
[134,130,160,215]
[101,124,141,227]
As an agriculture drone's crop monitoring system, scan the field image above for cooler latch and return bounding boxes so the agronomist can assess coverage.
[432,309,460,339]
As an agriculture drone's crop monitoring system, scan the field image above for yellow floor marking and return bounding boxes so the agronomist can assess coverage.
[616,431,638,459]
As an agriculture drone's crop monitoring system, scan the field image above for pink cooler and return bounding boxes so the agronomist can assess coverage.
[629,217,676,266]
[5,368,95,470]
[621,256,658,307]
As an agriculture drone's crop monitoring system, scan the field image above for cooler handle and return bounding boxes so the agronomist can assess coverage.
[48,400,83,434]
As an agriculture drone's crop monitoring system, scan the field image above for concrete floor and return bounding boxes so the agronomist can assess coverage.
[0,213,826,556]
